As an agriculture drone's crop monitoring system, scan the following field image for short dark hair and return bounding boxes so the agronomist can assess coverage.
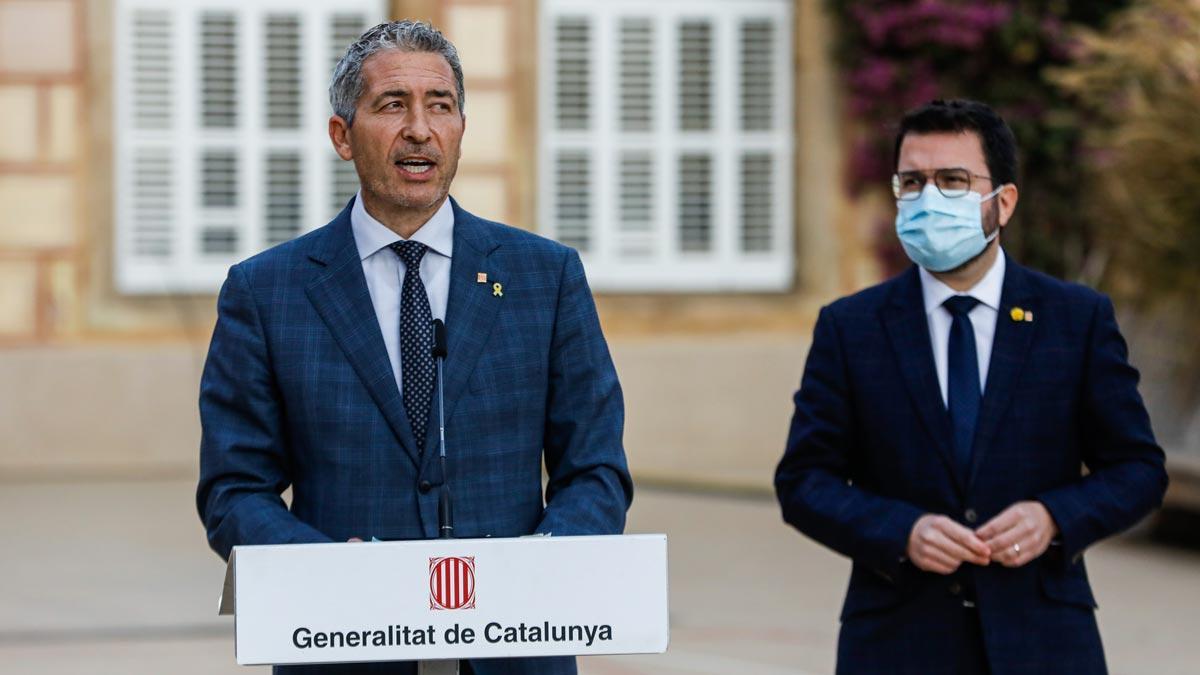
[893,99,1018,188]
[330,20,465,126]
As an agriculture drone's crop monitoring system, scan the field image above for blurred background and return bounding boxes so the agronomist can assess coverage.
[0,0,1197,672]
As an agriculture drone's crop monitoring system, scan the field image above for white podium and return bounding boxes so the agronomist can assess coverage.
[218,534,669,667]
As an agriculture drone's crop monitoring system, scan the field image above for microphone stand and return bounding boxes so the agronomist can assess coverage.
[420,319,457,675]
[432,318,453,540]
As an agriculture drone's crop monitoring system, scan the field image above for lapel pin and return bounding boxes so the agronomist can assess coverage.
[476,272,488,284]
[492,282,503,298]
[1024,311,1034,323]
[1010,307,1025,322]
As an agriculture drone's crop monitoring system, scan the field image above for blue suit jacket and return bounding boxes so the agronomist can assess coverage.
[775,260,1167,675]
[197,198,633,675]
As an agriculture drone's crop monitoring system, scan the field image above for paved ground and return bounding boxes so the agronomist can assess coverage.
[0,479,1197,674]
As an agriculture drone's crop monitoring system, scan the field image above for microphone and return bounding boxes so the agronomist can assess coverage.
[431,318,448,360]
[430,319,453,539]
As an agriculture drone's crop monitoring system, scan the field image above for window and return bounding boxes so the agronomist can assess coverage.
[539,0,794,292]
[113,0,385,294]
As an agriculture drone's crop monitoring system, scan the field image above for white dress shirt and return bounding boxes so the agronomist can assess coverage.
[351,192,454,394]
[918,249,1006,407]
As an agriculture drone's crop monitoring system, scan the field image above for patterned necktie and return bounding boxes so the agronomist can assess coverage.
[944,295,982,481]
[390,241,435,452]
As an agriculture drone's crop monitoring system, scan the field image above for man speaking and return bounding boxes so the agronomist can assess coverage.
[775,99,1167,674]
[196,21,632,675]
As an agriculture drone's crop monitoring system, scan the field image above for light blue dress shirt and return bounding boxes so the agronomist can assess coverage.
[350,191,454,395]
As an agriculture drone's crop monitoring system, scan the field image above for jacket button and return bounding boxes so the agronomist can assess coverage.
[964,509,978,524]
[418,480,432,494]
[949,582,963,596]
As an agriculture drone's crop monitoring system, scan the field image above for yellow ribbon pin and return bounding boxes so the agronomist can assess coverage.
[492,282,503,297]
[1010,307,1025,322]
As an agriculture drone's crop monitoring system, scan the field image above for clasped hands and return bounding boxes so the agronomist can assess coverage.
[906,501,1058,575]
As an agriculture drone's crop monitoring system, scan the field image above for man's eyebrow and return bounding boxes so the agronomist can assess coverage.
[372,88,456,104]
[373,89,409,102]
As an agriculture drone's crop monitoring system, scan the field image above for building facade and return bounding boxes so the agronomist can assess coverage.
[0,0,886,490]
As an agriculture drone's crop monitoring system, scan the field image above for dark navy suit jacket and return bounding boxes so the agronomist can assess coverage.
[775,260,1167,675]
[197,197,633,675]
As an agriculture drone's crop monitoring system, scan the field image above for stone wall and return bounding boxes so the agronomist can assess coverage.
[0,0,871,492]
[0,0,84,344]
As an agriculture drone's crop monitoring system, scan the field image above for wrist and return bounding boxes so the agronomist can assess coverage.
[1033,500,1060,538]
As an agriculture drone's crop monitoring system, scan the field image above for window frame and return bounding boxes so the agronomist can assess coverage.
[112,0,384,295]
[538,0,795,293]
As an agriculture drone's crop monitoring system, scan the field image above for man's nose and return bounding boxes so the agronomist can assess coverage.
[401,109,432,144]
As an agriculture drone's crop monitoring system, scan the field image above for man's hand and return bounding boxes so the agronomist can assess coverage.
[907,514,992,574]
[976,501,1058,568]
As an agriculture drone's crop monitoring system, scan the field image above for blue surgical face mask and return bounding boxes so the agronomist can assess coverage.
[895,184,1002,273]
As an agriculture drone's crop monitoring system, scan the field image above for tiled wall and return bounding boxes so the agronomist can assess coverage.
[441,0,523,227]
[0,0,84,343]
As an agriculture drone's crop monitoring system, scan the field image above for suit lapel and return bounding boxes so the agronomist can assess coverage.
[880,267,963,491]
[304,202,422,468]
[419,200,504,460]
[967,260,1038,489]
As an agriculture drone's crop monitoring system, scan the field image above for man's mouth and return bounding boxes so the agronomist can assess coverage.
[395,157,435,174]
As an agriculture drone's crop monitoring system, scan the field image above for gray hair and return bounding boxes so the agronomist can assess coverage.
[329,20,465,126]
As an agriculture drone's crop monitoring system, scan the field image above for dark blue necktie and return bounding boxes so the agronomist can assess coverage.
[944,295,982,480]
[390,241,434,452]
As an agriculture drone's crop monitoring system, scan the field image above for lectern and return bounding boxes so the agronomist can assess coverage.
[218,534,669,668]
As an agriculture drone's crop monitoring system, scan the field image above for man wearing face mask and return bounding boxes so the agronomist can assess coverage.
[775,99,1167,674]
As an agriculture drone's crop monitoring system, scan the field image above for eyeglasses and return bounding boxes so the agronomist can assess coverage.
[892,168,993,200]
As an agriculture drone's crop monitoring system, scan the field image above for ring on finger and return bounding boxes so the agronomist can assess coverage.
[1012,543,1021,555]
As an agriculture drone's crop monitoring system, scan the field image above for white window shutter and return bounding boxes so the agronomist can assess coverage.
[329,13,368,218]
[677,20,713,132]
[550,13,594,253]
[131,10,172,131]
[540,0,794,292]
[618,18,653,133]
[199,149,239,255]
[618,152,654,258]
[264,14,302,130]
[114,0,386,294]
[329,14,366,70]
[126,9,174,265]
[739,19,774,132]
[554,17,591,132]
[130,148,174,259]
[678,153,713,253]
[199,12,238,129]
[740,152,773,252]
[615,17,655,259]
[265,151,302,246]
[554,151,591,252]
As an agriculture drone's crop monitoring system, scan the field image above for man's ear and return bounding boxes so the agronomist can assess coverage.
[457,113,466,161]
[997,184,1019,227]
[329,115,353,161]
